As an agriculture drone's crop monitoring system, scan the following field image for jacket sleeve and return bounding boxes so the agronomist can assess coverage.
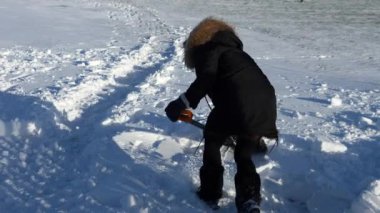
[184,49,219,109]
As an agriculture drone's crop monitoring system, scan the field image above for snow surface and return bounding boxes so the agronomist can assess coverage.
[0,0,379,212]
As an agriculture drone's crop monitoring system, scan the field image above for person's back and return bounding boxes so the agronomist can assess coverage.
[202,31,277,137]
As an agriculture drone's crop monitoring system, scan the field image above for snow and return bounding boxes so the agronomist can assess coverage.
[329,95,343,108]
[0,0,379,212]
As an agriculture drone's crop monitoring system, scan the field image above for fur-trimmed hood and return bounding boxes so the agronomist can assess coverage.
[184,17,242,68]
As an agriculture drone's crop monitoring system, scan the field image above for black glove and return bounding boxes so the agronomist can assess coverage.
[165,98,187,122]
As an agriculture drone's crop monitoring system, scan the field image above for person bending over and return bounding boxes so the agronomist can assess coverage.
[165,17,278,212]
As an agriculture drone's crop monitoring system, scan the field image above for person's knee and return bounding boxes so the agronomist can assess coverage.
[203,131,225,167]
[234,136,257,160]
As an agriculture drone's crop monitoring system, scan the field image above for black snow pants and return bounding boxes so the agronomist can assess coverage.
[197,131,262,208]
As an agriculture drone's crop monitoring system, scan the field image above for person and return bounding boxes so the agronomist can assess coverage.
[165,17,278,212]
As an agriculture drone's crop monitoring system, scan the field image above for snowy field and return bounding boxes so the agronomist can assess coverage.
[0,0,379,212]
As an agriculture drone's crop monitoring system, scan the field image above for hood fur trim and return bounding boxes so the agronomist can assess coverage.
[184,17,235,68]
[185,17,235,49]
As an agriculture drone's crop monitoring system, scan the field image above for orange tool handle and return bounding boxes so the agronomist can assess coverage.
[178,109,193,123]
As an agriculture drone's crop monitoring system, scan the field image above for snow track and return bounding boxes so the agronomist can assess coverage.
[42,37,166,121]
[102,37,186,126]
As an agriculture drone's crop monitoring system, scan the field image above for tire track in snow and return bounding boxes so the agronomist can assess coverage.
[40,0,181,122]
[41,37,165,121]
[102,35,186,126]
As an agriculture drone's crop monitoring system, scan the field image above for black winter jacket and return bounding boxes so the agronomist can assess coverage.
[184,31,278,138]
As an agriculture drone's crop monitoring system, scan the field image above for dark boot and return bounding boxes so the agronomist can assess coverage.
[239,199,261,213]
[235,172,261,212]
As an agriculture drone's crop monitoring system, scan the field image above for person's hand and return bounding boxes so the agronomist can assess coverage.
[165,98,187,122]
